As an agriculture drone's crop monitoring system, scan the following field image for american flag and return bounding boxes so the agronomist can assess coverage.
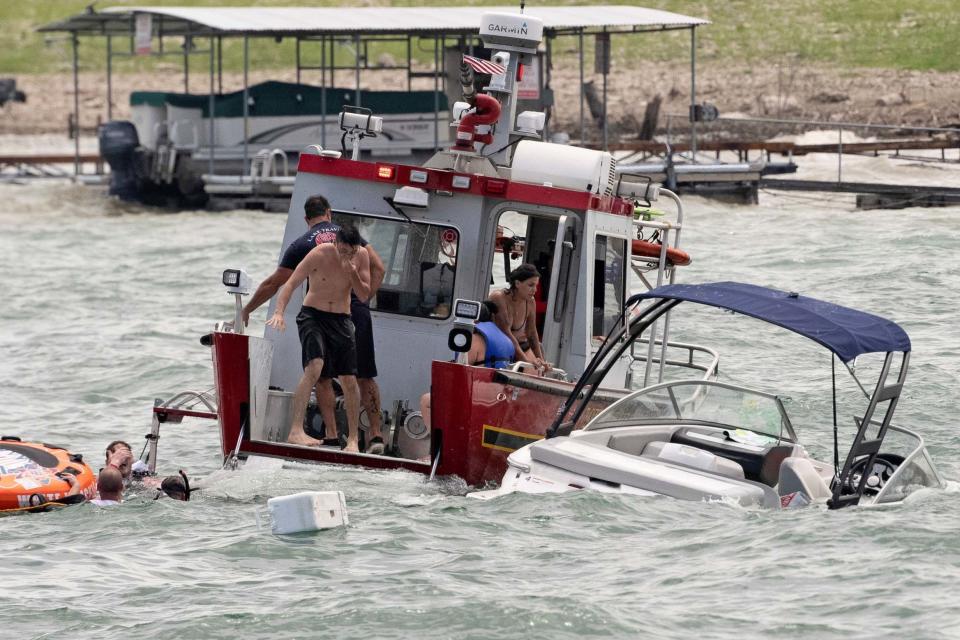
[462,54,506,76]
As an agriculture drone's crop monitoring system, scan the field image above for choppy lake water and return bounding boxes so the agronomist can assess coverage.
[1,161,959,639]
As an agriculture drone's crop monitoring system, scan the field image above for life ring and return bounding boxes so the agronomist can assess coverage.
[631,239,692,267]
[0,437,96,513]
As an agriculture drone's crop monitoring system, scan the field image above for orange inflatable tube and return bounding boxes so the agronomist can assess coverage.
[631,239,692,267]
[0,437,96,513]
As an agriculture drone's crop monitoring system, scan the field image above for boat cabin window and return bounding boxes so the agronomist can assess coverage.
[592,235,627,339]
[332,212,458,319]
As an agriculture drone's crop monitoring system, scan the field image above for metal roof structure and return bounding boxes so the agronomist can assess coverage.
[42,4,710,178]
[39,5,708,36]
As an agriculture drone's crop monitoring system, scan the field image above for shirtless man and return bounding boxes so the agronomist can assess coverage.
[267,226,370,452]
[242,195,387,452]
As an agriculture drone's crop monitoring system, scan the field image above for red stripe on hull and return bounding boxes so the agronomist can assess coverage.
[296,154,634,217]
[239,440,431,474]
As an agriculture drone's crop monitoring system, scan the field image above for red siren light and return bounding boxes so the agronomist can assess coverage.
[376,164,396,180]
[483,178,508,195]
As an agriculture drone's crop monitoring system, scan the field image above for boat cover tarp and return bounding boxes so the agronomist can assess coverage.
[131,82,448,117]
[628,282,910,362]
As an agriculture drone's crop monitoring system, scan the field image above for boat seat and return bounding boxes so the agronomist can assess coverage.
[778,457,832,501]
[529,438,780,507]
[605,428,675,457]
[670,428,794,486]
[641,441,745,481]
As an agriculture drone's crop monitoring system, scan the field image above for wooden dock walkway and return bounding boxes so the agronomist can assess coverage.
[761,178,960,209]
[604,138,960,161]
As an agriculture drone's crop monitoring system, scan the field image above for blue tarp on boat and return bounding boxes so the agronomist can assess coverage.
[628,282,911,362]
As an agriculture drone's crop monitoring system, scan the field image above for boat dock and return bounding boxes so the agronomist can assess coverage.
[7,135,958,210]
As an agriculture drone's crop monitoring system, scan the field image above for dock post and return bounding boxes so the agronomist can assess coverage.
[106,36,113,121]
[837,126,843,183]
[208,34,215,177]
[243,36,249,177]
[321,36,327,149]
[578,29,584,145]
[355,32,362,108]
[690,27,697,162]
[433,35,440,150]
[72,31,80,178]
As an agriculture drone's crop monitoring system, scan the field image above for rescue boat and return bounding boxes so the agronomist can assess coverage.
[150,11,719,486]
[0,437,96,513]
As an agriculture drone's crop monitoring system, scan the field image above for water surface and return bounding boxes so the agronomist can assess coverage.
[1,175,958,640]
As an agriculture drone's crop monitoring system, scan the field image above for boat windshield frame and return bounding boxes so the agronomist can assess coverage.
[584,379,799,443]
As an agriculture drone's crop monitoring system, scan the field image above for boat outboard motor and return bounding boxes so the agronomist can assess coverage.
[99,120,140,200]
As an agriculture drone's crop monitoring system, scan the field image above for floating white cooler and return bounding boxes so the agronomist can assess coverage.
[266,490,349,535]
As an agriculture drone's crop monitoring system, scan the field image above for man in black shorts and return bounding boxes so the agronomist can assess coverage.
[243,195,387,453]
[267,226,371,452]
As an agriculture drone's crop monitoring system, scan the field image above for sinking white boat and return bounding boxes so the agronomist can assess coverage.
[479,282,944,508]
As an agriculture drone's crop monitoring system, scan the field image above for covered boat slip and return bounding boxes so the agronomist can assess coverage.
[39,5,708,189]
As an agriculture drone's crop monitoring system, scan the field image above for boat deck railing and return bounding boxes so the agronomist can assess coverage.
[627,338,719,389]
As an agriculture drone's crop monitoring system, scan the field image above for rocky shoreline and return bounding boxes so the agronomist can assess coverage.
[1,61,958,142]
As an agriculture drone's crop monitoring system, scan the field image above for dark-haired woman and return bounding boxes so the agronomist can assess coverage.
[490,263,550,372]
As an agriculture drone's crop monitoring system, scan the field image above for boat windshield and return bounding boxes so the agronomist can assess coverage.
[586,380,796,442]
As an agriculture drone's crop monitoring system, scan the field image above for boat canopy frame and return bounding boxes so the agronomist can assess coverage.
[38,5,709,177]
[548,281,913,509]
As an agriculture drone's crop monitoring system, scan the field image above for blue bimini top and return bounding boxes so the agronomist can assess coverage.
[628,282,911,363]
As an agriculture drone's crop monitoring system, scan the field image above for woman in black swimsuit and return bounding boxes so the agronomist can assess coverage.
[490,263,550,371]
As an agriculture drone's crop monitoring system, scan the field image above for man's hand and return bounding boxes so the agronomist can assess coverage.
[61,473,82,496]
[340,252,356,274]
[241,307,251,326]
[266,311,286,332]
[108,448,134,478]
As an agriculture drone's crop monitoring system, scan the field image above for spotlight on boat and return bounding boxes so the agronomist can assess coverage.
[452,101,472,123]
[222,268,251,335]
[393,186,429,209]
[339,106,383,159]
[448,298,482,360]
[222,268,251,295]
[338,107,383,135]
[453,299,482,322]
[515,111,546,136]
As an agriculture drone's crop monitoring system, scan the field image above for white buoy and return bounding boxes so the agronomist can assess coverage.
[266,491,349,535]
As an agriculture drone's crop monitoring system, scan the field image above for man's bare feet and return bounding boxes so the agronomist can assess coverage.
[343,438,359,453]
[287,431,322,447]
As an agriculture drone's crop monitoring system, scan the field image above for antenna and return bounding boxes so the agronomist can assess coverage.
[520,0,525,13]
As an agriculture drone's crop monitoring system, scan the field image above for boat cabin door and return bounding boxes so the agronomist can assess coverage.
[490,210,579,370]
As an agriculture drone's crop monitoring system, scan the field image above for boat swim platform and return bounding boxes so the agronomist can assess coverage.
[203,175,295,212]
